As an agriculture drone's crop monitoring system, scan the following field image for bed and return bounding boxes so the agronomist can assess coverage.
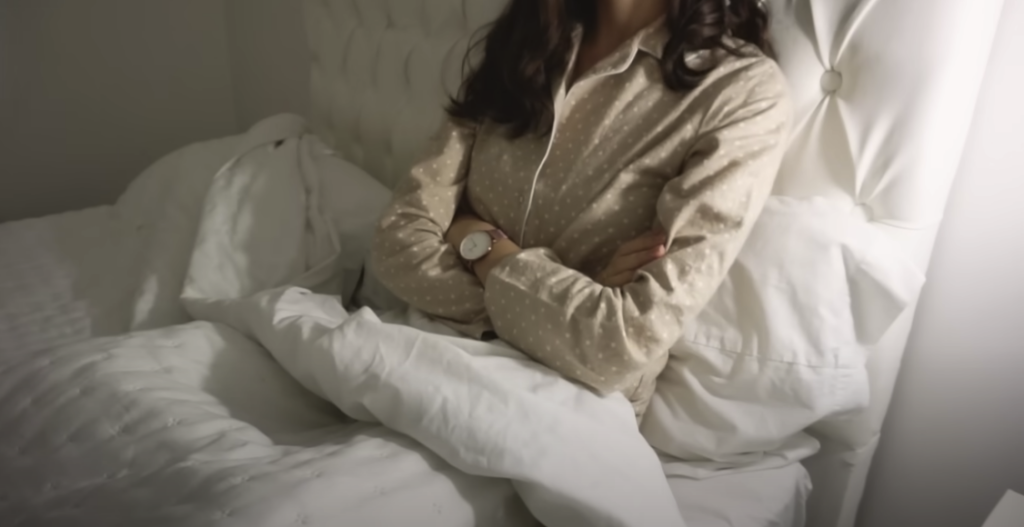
[0,1,1006,526]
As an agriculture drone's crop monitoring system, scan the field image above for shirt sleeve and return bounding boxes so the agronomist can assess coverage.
[483,61,793,394]
[371,118,493,337]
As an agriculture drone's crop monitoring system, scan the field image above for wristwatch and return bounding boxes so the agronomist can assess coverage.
[458,228,508,269]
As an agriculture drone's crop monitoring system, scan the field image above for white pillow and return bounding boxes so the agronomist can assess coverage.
[124,115,308,330]
[120,135,244,330]
[177,129,409,327]
[306,139,395,308]
[123,113,400,329]
[641,196,925,478]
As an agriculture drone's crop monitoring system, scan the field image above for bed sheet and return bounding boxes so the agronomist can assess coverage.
[0,313,807,527]
[670,464,810,527]
[0,205,142,355]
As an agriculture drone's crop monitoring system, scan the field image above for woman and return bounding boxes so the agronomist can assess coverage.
[372,0,791,421]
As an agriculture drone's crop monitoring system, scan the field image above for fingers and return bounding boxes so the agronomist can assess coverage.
[603,244,666,278]
[616,230,668,257]
[595,228,671,287]
[600,247,663,286]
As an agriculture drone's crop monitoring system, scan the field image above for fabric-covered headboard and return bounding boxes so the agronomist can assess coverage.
[301,1,1005,525]
[763,2,1004,525]
[304,0,504,189]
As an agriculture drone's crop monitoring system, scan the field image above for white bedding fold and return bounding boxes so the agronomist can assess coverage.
[190,286,685,527]
[174,114,687,527]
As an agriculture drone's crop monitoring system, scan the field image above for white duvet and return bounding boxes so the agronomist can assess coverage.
[0,125,244,355]
[0,116,686,527]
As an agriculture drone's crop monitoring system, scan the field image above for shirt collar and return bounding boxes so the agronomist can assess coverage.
[561,16,669,93]
[637,16,669,59]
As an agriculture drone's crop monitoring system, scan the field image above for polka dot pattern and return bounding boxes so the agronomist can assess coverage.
[373,21,793,420]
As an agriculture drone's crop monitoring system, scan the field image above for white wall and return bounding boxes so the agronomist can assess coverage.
[224,0,310,130]
[0,0,238,222]
[856,2,1024,526]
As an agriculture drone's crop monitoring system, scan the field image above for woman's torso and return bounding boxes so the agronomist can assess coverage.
[465,25,767,276]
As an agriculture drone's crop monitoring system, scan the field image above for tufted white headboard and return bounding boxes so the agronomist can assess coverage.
[301,1,1006,526]
[304,0,505,189]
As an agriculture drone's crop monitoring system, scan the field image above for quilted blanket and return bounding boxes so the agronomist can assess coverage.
[0,115,685,527]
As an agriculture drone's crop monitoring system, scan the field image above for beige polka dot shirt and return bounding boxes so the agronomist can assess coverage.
[372,21,792,420]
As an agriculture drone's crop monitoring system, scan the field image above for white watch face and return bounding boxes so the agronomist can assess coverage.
[460,231,493,261]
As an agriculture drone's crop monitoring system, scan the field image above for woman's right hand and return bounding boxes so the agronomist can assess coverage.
[594,230,668,287]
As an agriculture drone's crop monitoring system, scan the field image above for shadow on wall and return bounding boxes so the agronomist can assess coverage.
[0,0,238,222]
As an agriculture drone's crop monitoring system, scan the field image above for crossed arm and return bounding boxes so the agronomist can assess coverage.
[445,212,666,288]
[372,69,790,394]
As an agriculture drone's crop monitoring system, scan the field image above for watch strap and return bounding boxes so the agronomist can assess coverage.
[487,229,508,243]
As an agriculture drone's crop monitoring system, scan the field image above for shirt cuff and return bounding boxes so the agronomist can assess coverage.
[485,247,562,290]
[482,247,566,331]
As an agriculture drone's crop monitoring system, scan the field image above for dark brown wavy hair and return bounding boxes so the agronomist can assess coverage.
[448,0,773,138]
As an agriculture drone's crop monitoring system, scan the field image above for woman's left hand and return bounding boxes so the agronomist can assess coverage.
[594,230,667,287]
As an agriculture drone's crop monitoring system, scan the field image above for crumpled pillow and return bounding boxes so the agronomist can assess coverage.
[123,114,395,330]
[179,122,396,317]
[642,196,925,478]
[124,115,307,330]
[307,141,394,308]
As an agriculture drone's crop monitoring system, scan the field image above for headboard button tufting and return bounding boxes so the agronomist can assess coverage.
[820,70,843,93]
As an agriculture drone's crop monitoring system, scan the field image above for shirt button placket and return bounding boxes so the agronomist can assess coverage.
[518,187,530,242]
